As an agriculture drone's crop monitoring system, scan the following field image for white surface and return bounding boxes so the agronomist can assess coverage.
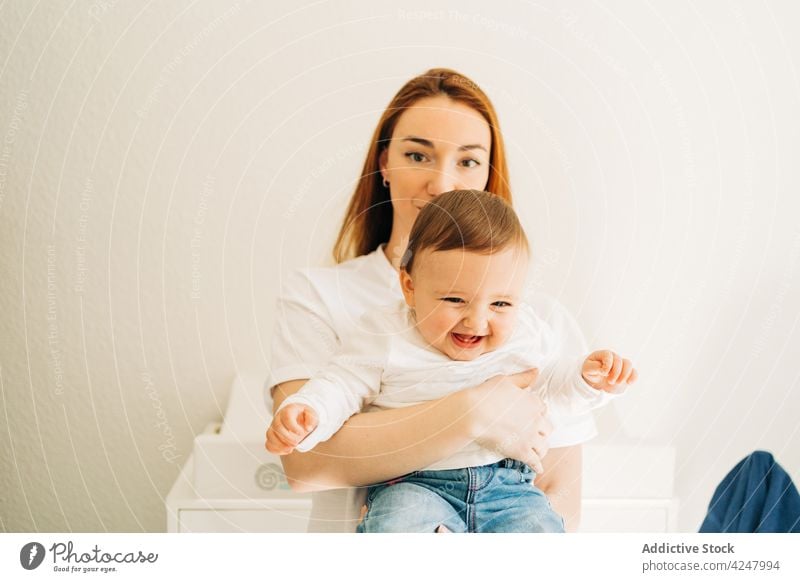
[3,0,798,532]
[192,373,287,500]
[219,373,272,440]
[191,373,292,499]
[583,444,675,499]
[167,456,312,534]
[193,423,301,500]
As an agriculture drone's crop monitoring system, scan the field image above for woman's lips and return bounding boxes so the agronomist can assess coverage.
[451,332,484,349]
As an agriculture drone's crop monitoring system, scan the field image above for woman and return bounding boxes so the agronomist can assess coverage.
[267,68,597,532]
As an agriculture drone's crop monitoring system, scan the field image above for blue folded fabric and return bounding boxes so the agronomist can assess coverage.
[700,450,800,533]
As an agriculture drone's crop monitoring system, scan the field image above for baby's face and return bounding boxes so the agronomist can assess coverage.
[400,246,529,361]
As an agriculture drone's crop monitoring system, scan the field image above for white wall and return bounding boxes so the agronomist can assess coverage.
[1,0,798,532]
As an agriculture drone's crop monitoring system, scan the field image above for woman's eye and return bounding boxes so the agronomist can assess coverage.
[405,152,428,163]
[461,158,480,168]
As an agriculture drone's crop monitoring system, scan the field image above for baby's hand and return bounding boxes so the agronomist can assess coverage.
[265,404,319,455]
[582,350,638,392]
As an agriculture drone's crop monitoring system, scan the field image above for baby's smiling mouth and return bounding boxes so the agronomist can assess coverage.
[451,332,485,348]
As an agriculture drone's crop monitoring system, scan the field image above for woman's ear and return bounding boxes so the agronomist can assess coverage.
[379,148,389,183]
[399,269,415,308]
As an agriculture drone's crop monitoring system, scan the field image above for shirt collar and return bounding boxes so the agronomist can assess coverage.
[373,244,401,288]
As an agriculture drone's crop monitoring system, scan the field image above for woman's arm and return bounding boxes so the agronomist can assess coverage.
[270,370,549,492]
[535,445,583,532]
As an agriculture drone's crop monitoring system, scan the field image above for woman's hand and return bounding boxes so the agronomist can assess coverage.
[466,369,552,474]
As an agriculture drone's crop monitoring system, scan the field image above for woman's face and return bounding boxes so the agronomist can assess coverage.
[380,95,492,241]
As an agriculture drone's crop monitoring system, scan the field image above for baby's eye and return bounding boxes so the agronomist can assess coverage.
[405,152,428,163]
[460,158,480,168]
[442,297,465,304]
[492,301,512,308]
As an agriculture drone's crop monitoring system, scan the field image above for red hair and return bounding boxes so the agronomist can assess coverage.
[333,68,511,263]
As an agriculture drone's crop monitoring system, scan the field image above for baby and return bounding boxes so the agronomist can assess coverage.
[267,189,637,533]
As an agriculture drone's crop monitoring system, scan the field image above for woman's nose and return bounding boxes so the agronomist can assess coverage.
[426,167,459,196]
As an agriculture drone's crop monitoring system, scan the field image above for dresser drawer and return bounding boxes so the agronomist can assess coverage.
[579,499,679,532]
[178,505,312,533]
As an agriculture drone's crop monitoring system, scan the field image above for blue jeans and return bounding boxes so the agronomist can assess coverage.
[355,458,565,533]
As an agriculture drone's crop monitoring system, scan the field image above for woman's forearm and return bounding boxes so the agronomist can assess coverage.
[535,445,583,532]
[272,379,479,491]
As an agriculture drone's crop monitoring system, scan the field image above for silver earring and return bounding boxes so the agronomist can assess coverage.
[382,177,389,188]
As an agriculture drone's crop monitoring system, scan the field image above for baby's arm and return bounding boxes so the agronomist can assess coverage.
[535,350,635,415]
[266,403,319,456]
[274,309,391,453]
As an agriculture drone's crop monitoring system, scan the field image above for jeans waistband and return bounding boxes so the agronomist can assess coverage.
[493,458,530,471]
